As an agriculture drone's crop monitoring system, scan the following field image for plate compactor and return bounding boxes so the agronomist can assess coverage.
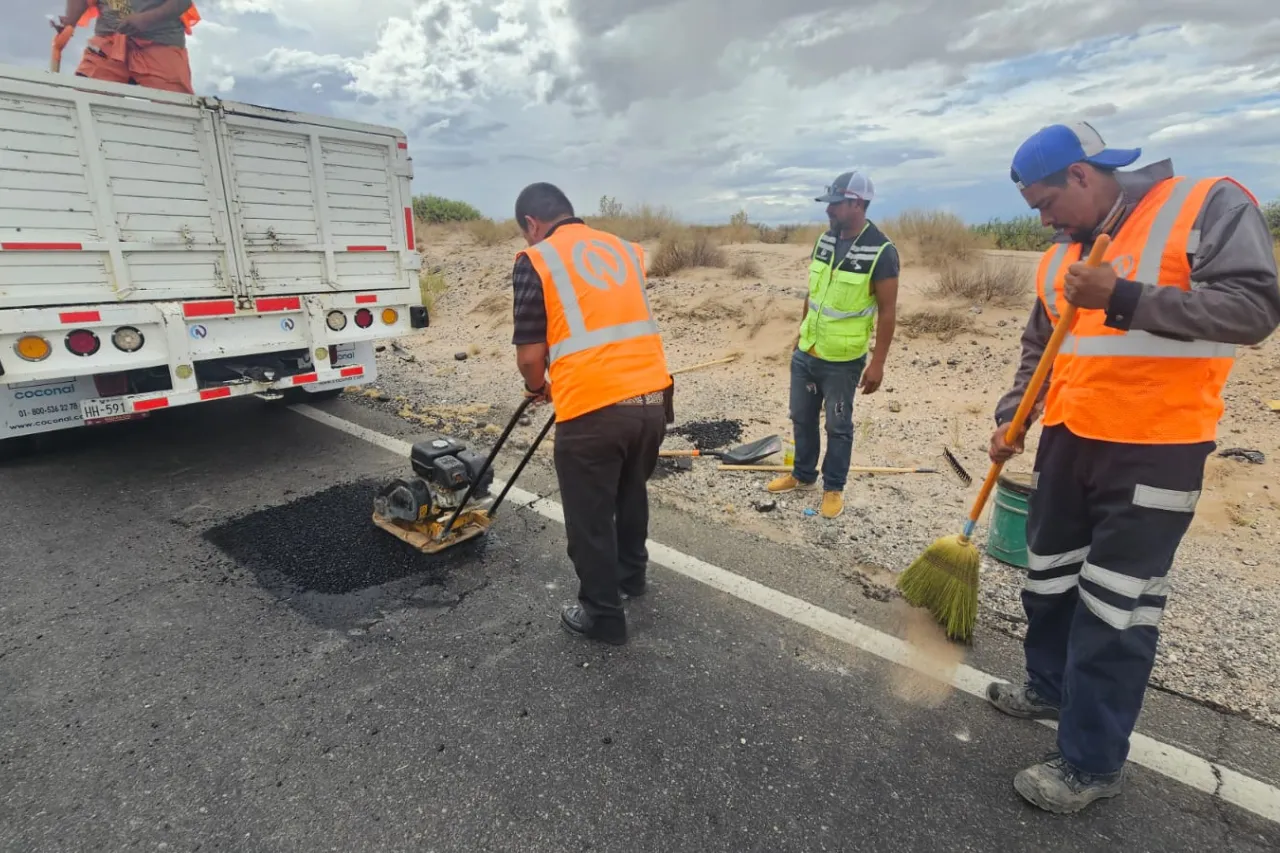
[372,397,555,554]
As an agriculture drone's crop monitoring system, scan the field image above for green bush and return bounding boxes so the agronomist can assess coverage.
[1262,200,1280,240]
[970,215,1055,252]
[412,194,482,224]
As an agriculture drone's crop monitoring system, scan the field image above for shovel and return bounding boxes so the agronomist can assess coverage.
[659,434,782,465]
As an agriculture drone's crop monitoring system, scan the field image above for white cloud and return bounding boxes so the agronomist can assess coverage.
[4,0,1278,222]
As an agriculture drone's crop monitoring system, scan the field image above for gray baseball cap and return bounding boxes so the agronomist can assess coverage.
[815,170,875,203]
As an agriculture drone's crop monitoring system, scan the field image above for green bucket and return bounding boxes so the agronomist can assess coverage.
[986,470,1034,569]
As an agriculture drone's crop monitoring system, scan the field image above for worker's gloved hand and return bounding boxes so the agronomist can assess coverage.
[989,423,1026,464]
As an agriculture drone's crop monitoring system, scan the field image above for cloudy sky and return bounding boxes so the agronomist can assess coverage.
[4,0,1279,224]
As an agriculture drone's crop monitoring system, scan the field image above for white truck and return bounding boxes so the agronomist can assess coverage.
[0,61,426,452]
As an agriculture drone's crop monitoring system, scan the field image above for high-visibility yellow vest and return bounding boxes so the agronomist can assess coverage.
[798,222,891,362]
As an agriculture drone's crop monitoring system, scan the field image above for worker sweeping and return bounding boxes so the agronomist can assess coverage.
[51,0,200,94]
[985,121,1280,814]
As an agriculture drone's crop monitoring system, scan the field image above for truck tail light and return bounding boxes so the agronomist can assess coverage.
[15,335,52,362]
[380,308,398,325]
[354,308,373,329]
[112,326,144,353]
[66,329,101,356]
[326,310,347,331]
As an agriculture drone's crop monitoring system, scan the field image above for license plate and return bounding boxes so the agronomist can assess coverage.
[80,397,131,422]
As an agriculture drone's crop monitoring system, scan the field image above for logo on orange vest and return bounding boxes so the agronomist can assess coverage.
[1111,253,1136,279]
[573,239,632,290]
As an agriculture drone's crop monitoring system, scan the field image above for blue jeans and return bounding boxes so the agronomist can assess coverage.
[789,349,866,492]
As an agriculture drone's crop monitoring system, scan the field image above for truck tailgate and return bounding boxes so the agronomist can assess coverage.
[0,67,416,311]
[216,106,415,297]
[0,80,238,310]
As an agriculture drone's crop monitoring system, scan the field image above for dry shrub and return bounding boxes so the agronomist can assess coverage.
[900,307,975,341]
[930,259,1032,306]
[648,229,727,277]
[883,209,985,269]
[467,218,521,246]
[587,203,679,242]
[716,210,759,244]
[418,269,447,311]
[756,223,826,245]
[730,255,762,279]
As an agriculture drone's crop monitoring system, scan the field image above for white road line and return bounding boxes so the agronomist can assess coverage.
[293,404,1280,825]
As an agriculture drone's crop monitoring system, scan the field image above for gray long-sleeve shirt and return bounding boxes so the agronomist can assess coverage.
[993,159,1280,425]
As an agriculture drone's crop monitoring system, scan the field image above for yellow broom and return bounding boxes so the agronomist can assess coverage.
[897,234,1111,643]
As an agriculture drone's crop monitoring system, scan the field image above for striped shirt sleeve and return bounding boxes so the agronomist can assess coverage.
[511,254,548,345]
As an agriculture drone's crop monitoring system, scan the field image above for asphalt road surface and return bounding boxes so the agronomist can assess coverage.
[2,397,1279,853]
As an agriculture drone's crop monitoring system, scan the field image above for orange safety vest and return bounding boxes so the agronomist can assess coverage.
[74,1,202,34]
[519,222,671,423]
[1036,175,1253,444]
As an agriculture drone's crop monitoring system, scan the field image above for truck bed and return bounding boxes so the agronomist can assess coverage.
[0,64,417,310]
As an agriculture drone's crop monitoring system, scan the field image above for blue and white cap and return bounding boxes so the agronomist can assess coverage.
[815,170,875,203]
[1010,121,1141,189]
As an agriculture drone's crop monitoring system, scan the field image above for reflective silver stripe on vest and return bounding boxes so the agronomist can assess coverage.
[527,238,660,364]
[1062,330,1235,359]
[809,298,875,320]
[1047,178,1233,362]
[1039,243,1070,320]
[1133,177,1199,287]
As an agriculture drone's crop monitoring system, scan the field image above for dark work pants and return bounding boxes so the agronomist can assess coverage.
[552,401,667,635]
[789,349,867,491]
[1022,424,1214,775]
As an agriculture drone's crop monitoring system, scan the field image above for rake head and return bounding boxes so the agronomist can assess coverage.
[941,447,973,487]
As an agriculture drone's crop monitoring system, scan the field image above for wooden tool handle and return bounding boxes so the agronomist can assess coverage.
[717,464,935,474]
[962,234,1111,537]
[670,354,740,376]
[659,449,703,458]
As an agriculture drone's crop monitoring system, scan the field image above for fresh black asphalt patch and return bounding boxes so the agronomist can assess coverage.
[201,478,503,629]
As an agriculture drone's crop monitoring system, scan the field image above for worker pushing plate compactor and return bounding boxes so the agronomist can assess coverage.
[371,352,971,557]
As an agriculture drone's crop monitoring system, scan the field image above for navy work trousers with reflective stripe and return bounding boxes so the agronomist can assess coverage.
[1022,424,1214,775]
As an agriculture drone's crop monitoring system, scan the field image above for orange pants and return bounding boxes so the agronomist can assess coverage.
[75,33,193,95]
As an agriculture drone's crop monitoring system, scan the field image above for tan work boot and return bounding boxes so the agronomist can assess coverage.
[821,491,844,519]
[767,473,817,493]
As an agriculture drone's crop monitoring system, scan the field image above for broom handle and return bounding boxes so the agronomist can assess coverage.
[961,234,1111,539]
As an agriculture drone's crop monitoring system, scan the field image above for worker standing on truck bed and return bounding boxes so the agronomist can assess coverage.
[987,121,1280,814]
[509,182,674,646]
[53,0,198,95]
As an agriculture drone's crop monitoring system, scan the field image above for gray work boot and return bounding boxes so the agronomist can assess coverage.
[1014,752,1124,814]
[986,681,1060,720]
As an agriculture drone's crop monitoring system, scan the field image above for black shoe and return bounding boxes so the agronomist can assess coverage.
[560,604,626,645]
[987,681,1060,721]
[1014,752,1124,814]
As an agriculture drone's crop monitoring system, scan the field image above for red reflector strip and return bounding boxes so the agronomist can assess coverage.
[346,245,386,252]
[59,310,101,324]
[199,388,233,401]
[0,242,83,251]
[397,141,408,149]
[255,296,301,313]
[292,373,318,385]
[340,366,364,378]
[404,207,415,250]
[133,397,169,412]
[183,299,237,318]
[355,294,377,304]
